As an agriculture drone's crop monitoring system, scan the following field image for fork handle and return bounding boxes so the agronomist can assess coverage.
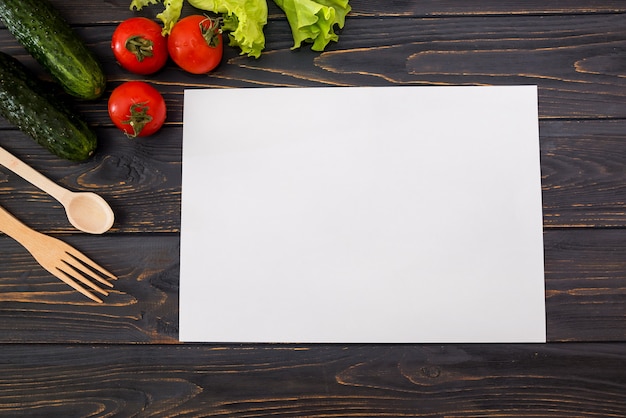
[0,204,44,250]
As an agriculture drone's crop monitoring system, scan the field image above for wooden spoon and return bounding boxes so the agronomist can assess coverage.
[0,146,114,234]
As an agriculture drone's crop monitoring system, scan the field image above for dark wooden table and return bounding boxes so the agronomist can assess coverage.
[1,1,625,416]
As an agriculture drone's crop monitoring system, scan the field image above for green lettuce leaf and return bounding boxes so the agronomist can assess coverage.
[188,0,267,58]
[130,0,184,35]
[272,0,351,51]
[130,0,160,9]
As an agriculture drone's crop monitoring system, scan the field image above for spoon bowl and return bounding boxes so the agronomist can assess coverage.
[65,192,115,234]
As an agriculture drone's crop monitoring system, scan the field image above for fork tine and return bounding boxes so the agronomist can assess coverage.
[55,247,116,303]
[59,262,111,296]
[64,250,117,287]
[52,268,105,303]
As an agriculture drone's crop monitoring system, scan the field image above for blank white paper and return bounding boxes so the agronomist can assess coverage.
[179,86,546,343]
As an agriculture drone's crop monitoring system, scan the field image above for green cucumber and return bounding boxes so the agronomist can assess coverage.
[0,0,106,100]
[0,52,97,161]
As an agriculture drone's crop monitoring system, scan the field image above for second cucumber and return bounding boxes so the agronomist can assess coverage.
[0,0,106,100]
[0,52,97,161]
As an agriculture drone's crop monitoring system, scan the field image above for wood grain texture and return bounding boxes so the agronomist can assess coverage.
[541,120,626,228]
[0,229,624,343]
[0,233,179,343]
[1,11,626,125]
[0,343,625,417]
[545,229,626,341]
[0,0,625,416]
[1,118,624,233]
[6,0,626,23]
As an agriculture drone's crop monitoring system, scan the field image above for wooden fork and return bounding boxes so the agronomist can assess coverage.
[0,204,116,303]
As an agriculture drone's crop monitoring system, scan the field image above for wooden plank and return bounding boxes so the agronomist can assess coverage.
[541,120,626,228]
[350,0,626,17]
[545,228,626,341]
[0,234,179,344]
[7,0,626,24]
[0,343,624,416]
[0,228,623,343]
[106,12,626,120]
[1,13,626,121]
[1,117,624,233]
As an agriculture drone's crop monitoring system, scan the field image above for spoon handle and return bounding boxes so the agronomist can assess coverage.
[0,146,69,202]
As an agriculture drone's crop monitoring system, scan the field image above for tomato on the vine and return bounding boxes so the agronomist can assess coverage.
[108,81,167,138]
[168,15,223,74]
[111,17,168,75]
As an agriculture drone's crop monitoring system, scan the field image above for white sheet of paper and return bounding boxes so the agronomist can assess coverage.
[179,86,546,343]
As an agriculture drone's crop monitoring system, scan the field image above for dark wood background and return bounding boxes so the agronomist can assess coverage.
[1,0,625,416]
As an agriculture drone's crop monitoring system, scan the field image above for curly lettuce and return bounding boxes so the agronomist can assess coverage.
[130,0,184,35]
[273,0,351,51]
[188,0,267,58]
[128,0,350,57]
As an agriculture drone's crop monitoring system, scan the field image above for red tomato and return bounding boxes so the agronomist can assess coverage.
[108,81,167,138]
[168,15,223,74]
[111,17,168,75]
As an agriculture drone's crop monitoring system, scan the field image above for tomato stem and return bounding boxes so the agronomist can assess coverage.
[123,101,153,138]
[125,35,154,62]
[199,16,222,48]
